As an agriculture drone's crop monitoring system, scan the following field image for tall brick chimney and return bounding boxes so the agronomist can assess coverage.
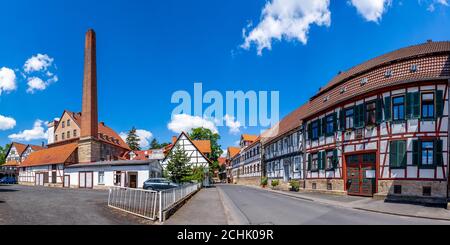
[81,29,98,138]
[78,29,101,163]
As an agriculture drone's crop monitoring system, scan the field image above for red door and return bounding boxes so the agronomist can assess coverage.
[346,153,377,197]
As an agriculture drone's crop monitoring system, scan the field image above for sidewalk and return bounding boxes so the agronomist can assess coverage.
[243,185,450,221]
[164,187,228,225]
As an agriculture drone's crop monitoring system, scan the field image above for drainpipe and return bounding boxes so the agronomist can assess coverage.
[447,79,450,205]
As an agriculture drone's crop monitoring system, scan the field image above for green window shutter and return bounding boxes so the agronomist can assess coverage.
[308,154,312,170]
[317,152,321,170]
[308,123,312,139]
[384,97,392,122]
[354,104,364,128]
[333,113,338,133]
[376,98,383,123]
[413,92,420,119]
[436,90,444,118]
[321,151,326,170]
[339,109,345,131]
[322,117,327,136]
[390,141,397,168]
[435,139,443,166]
[399,141,407,167]
[406,93,413,120]
[317,119,322,137]
[332,149,338,169]
[412,140,420,166]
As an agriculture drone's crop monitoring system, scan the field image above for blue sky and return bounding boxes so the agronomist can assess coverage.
[0,0,449,151]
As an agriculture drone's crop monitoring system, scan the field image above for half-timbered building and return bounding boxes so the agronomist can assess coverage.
[301,41,450,202]
[230,136,262,186]
[263,105,307,188]
[162,132,213,170]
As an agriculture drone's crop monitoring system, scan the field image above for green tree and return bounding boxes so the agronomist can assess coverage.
[0,144,10,165]
[189,128,223,171]
[126,127,141,151]
[150,138,170,150]
[166,145,191,183]
[182,166,206,183]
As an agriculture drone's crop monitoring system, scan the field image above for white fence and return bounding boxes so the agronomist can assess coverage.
[108,183,201,222]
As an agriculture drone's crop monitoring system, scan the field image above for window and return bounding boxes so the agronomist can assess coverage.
[421,141,434,166]
[98,172,105,185]
[326,115,334,135]
[345,108,354,129]
[326,151,334,170]
[392,96,405,121]
[390,141,406,168]
[312,121,319,140]
[366,101,377,125]
[310,153,318,171]
[62,122,65,128]
[55,135,58,142]
[73,130,77,137]
[114,171,122,186]
[294,156,301,172]
[67,131,71,139]
[421,93,435,119]
[67,119,71,127]
[62,133,65,140]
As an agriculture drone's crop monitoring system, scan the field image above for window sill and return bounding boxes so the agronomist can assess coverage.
[389,166,406,170]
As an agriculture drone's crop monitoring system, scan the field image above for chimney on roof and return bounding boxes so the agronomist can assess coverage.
[78,29,101,163]
[41,141,45,148]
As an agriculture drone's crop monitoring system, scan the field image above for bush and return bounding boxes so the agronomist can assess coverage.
[271,180,280,188]
[261,177,268,187]
[290,180,300,192]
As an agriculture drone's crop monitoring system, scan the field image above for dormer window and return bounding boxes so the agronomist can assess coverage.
[385,69,393,78]
[360,78,368,86]
[410,64,418,72]
[323,96,330,103]
[340,87,347,94]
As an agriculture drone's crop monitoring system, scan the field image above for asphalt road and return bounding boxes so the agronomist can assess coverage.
[0,185,150,225]
[218,185,450,225]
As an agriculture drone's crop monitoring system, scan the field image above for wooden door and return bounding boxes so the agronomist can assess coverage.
[346,153,376,197]
[79,172,86,188]
[85,172,93,189]
[129,173,137,188]
[64,175,70,188]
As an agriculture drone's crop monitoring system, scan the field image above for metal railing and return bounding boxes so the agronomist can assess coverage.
[108,182,201,222]
[108,187,159,220]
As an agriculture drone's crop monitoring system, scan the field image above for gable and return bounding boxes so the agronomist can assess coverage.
[163,132,212,167]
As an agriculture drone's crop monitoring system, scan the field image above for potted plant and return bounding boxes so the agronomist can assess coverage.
[289,180,300,192]
[261,177,268,188]
[271,180,280,190]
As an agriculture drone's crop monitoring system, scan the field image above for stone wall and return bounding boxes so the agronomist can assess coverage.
[378,179,448,198]
[304,179,346,195]
[234,176,261,187]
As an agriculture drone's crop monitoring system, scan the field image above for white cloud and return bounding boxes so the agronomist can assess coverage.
[168,114,218,134]
[24,54,54,73]
[422,0,449,12]
[0,67,17,95]
[120,129,154,149]
[241,0,331,55]
[0,115,16,131]
[8,120,48,141]
[349,0,392,23]
[224,115,242,134]
[26,77,46,93]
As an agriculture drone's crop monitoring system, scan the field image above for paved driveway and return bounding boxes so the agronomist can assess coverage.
[0,185,151,225]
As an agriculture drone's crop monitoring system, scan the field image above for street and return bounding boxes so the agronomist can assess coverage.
[217,185,450,225]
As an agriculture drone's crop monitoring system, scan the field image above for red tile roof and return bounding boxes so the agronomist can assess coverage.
[193,140,212,154]
[10,142,28,156]
[218,157,226,166]
[3,160,19,167]
[21,143,78,168]
[227,147,241,159]
[242,134,259,142]
[54,110,130,150]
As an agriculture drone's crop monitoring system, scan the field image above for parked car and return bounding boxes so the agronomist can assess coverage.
[143,178,179,191]
[0,176,17,184]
